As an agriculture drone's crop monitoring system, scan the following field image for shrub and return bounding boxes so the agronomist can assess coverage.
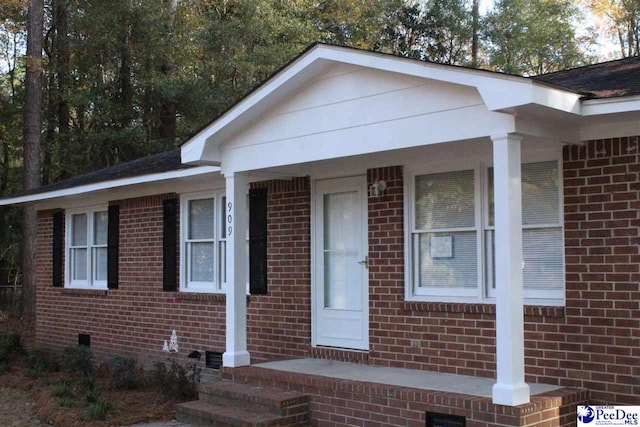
[24,350,60,378]
[59,398,74,408]
[86,400,112,421]
[51,381,73,398]
[108,355,138,389]
[85,386,100,405]
[81,374,100,404]
[149,359,200,401]
[61,346,93,376]
[0,332,23,367]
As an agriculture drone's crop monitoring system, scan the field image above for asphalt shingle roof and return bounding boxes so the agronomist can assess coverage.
[531,56,640,99]
[7,147,194,199]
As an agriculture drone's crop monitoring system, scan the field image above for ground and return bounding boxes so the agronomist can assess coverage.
[0,318,180,427]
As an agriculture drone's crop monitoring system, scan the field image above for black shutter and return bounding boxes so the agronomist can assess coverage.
[107,204,120,289]
[249,188,268,295]
[52,211,64,287]
[163,198,178,291]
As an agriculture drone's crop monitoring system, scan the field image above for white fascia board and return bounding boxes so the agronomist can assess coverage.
[181,46,330,165]
[581,95,640,116]
[0,166,220,206]
[180,45,583,165]
[303,46,583,113]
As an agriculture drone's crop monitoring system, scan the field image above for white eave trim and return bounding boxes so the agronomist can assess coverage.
[180,44,584,165]
[581,95,640,116]
[0,166,221,206]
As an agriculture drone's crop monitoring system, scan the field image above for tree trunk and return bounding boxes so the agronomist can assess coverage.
[618,28,626,57]
[43,22,55,187]
[119,21,133,129]
[22,0,44,320]
[471,0,479,68]
[159,0,178,146]
[56,0,70,176]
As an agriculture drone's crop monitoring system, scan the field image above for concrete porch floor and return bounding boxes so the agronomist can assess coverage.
[254,358,561,399]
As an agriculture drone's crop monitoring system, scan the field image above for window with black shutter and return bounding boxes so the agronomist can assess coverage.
[249,187,268,295]
[163,198,178,291]
[107,204,120,289]
[52,211,64,287]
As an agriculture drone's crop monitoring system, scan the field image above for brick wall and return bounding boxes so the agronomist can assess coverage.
[561,136,639,404]
[364,146,639,405]
[35,137,639,407]
[367,166,499,378]
[36,194,227,369]
[247,178,311,361]
[35,181,312,369]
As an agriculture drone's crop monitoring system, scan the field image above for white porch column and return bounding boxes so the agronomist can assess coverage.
[491,133,530,406]
[223,172,250,367]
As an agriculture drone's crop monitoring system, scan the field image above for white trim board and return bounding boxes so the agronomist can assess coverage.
[0,166,221,207]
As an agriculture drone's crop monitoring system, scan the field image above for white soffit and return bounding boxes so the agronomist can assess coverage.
[0,166,221,206]
[180,44,585,165]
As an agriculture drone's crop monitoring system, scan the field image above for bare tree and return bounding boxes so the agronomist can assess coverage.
[22,0,44,319]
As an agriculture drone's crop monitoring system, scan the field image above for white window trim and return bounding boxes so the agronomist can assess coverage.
[404,154,565,306]
[179,190,251,294]
[180,191,224,293]
[410,167,483,300]
[65,205,108,289]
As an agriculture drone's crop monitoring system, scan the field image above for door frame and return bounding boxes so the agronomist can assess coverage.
[311,175,369,350]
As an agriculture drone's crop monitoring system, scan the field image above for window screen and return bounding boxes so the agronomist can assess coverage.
[414,170,477,290]
[487,160,563,292]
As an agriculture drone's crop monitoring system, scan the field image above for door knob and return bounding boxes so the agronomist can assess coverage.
[357,256,369,268]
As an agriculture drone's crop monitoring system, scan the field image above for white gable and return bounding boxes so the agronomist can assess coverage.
[228,65,485,150]
[217,64,513,172]
[181,44,637,173]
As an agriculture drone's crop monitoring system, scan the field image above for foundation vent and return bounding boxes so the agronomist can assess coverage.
[78,334,91,347]
[205,351,223,369]
[426,412,466,427]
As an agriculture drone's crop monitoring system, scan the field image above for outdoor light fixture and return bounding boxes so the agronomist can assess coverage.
[369,179,387,197]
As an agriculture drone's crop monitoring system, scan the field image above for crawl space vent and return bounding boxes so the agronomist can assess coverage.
[426,412,466,427]
[78,334,91,347]
[205,351,223,369]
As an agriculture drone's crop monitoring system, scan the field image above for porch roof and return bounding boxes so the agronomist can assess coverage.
[179,44,582,167]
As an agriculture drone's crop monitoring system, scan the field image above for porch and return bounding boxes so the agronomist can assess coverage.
[182,44,579,408]
[213,358,588,426]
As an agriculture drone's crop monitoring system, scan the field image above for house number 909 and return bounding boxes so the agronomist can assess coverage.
[227,202,233,236]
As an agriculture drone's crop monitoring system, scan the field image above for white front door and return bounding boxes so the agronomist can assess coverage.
[313,176,368,350]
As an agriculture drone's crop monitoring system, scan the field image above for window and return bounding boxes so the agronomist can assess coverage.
[408,159,564,304]
[486,161,564,301]
[66,207,108,288]
[181,193,221,292]
[412,169,480,298]
[179,192,249,293]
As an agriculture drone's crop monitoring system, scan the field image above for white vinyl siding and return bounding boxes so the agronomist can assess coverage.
[66,206,108,289]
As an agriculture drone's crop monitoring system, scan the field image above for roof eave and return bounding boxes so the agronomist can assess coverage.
[0,166,221,207]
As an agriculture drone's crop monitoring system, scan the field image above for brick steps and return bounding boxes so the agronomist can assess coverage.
[175,380,310,426]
